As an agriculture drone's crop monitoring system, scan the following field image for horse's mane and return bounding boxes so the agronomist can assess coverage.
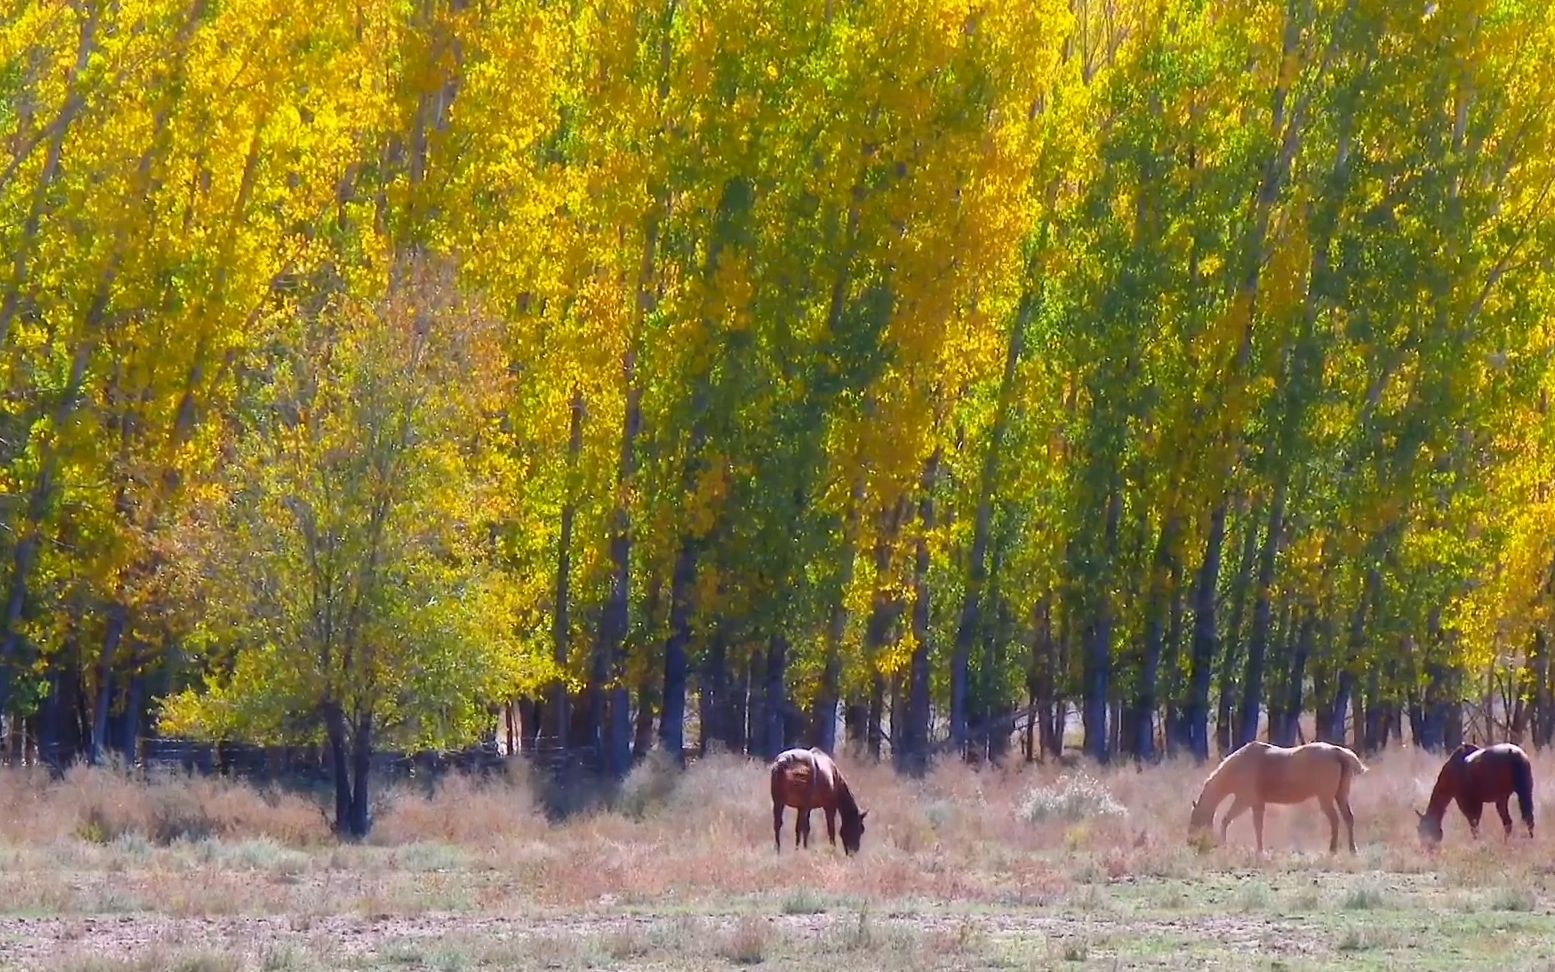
[830,763,862,824]
[1425,743,1479,818]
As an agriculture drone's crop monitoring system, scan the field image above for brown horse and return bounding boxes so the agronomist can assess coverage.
[1416,742,1534,845]
[770,748,867,854]
[1189,740,1367,854]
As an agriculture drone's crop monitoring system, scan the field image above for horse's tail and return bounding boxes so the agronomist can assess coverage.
[1513,752,1535,832]
[1335,747,1368,780]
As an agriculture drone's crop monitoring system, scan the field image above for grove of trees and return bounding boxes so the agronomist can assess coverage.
[3,0,1555,834]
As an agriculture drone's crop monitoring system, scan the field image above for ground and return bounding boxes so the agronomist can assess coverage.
[1,748,1553,970]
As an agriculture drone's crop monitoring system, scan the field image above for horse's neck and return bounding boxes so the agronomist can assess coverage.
[1193,761,1237,821]
[833,778,860,820]
[1425,765,1458,819]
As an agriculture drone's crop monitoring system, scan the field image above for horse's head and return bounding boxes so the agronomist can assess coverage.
[1187,796,1214,837]
[1416,808,1443,847]
[841,809,867,855]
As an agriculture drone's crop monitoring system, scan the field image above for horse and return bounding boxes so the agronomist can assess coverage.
[1416,742,1534,845]
[1189,740,1368,854]
[769,747,867,854]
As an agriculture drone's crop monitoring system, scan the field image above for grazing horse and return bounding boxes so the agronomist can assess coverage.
[769,748,867,854]
[1416,742,1534,845]
[1189,740,1368,854]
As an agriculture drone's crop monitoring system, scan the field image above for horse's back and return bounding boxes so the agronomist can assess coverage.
[1464,743,1532,798]
[1474,742,1530,764]
[1250,742,1358,803]
[771,748,838,809]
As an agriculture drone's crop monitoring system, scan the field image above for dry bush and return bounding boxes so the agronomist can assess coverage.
[0,765,328,848]
[1017,773,1127,824]
[616,749,683,819]
[370,764,546,846]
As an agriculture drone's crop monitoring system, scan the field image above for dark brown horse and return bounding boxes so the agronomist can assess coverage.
[770,748,867,854]
[1417,742,1535,845]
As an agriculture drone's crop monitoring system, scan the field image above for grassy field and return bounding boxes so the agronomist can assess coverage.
[1,748,1554,970]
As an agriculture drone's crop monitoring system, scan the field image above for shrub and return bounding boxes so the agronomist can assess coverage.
[1017,774,1127,824]
[779,889,827,915]
[1489,885,1536,912]
[372,768,544,845]
[1341,884,1387,910]
[616,749,682,820]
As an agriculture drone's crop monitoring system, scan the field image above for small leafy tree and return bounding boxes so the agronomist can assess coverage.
[161,267,520,838]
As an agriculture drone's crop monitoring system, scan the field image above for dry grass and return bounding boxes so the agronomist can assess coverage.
[2,745,1555,969]
[0,763,329,848]
[1,746,1553,905]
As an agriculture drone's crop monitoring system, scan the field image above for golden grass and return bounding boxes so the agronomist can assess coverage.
[0,743,1549,918]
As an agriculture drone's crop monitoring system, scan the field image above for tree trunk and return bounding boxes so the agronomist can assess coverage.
[902,450,940,774]
[1237,483,1286,747]
[949,288,1033,758]
[1181,502,1227,760]
[324,704,353,837]
[1364,665,1387,753]
[1030,597,1061,759]
[1083,489,1121,763]
[890,675,904,763]
[727,643,748,755]
[1163,582,1186,754]
[112,672,142,763]
[1524,631,1549,748]
[867,676,884,760]
[814,486,863,753]
[551,390,584,750]
[746,646,766,758]
[659,535,696,763]
[700,629,726,753]
[634,668,656,761]
[1274,613,1312,746]
[843,700,867,756]
[348,712,372,839]
[1217,502,1261,752]
[1134,515,1179,760]
[763,635,787,761]
[89,603,127,765]
[1323,569,1377,742]
[598,366,641,777]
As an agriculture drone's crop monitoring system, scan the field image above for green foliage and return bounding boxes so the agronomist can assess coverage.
[160,269,522,756]
[0,0,1553,777]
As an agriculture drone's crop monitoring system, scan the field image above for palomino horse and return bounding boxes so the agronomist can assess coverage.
[1417,742,1534,845]
[1189,740,1368,853]
[770,748,867,854]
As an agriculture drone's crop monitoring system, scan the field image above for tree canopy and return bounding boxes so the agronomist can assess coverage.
[3,0,1555,831]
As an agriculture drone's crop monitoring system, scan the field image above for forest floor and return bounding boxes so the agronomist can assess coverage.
[2,749,1555,970]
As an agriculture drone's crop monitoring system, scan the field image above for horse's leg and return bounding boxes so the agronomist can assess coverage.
[1495,798,1514,839]
[1251,803,1266,855]
[1219,795,1251,844]
[825,807,837,847]
[1319,796,1340,853]
[773,803,784,853]
[1338,795,1357,854]
[1457,796,1482,839]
